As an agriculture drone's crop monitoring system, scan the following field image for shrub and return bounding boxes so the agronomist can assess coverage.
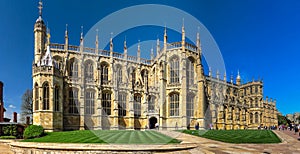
[23,125,44,139]
[3,125,17,136]
[0,136,16,139]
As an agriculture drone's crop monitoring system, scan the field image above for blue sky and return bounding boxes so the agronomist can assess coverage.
[0,0,299,119]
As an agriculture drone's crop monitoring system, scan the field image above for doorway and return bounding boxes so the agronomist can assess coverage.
[149,117,157,129]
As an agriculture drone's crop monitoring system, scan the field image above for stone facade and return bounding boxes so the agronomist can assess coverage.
[32,2,278,131]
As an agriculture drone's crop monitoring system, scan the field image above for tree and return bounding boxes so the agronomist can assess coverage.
[277,114,288,125]
[20,89,33,124]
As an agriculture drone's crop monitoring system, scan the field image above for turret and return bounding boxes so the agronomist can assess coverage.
[34,0,46,64]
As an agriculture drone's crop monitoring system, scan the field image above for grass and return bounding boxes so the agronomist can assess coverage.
[0,136,16,139]
[22,130,181,144]
[180,130,281,144]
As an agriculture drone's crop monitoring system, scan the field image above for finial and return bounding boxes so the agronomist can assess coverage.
[223,72,227,81]
[65,24,68,36]
[182,18,185,28]
[80,26,84,39]
[38,0,43,17]
[46,27,51,45]
[110,32,113,51]
[216,69,220,79]
[164,26,167,36]
[138,40,140,50]
[237,70,241,79]
[124,36,127,50]
[209,67,212,77]
[151,46,154,60]
[230,72,233,83]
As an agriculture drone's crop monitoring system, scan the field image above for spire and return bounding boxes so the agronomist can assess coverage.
[223,72,227,81]
[110,32,113,52]
[38,0,43,17]
[95,29,99,54]
[137,40,141,62]
[237,70,241,79]
[163,26,167,51]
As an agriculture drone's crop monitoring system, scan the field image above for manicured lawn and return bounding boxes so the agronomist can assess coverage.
[180,130,281,144]
[22,130,181,144]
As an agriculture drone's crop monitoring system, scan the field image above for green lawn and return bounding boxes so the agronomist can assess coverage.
[180,130,281,144]
[22,130,181,144]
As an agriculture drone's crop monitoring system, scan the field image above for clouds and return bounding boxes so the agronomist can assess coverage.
[8,104,16,109]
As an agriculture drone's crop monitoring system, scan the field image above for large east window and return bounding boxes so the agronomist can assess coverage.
[170,93,179,116]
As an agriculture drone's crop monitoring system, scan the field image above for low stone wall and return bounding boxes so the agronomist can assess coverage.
[10,142,197,154]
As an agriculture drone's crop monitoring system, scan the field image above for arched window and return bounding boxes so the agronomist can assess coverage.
[170,57,179,83]
[255,98,259,107]
[118,93,126,117]
[34,83,39,111]
[54,86,59,111]
[116,66,122,83]
[101,63,109,84]
[70,60,78,78]
[42,82,49,110]
[170,93,179,116]
[148,95,155,112]
[187,94,194,117]
[85,91,95,114]
[85,62,94,83]
[69,88,79,114]
[134,94,141,117]
[102,92,111,115]
[187,58,194,85]
[132,69,136,85]
[255,112,259,123]
[250,113,253,123]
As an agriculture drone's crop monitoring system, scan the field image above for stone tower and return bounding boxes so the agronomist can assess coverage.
[32,1,63,132]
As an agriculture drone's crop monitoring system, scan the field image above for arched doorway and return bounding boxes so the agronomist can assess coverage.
[149,117,157,129]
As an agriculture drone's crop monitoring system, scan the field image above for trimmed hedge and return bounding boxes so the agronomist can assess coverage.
[23,125,44,139]
[0,136,16,139]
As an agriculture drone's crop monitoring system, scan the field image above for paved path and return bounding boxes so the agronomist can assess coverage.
[158,130,300,153]
[0,140,13,154]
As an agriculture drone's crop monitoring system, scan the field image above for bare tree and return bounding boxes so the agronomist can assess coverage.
[20,89,33,123]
